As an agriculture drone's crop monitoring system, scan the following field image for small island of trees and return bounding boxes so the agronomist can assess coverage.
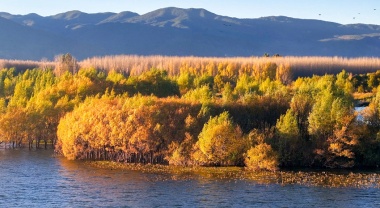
[1,54,380,171]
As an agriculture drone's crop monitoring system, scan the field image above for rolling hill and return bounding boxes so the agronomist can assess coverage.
[0,7,379,60]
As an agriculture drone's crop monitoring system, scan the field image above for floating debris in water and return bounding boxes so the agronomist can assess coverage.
[86,161,380,188]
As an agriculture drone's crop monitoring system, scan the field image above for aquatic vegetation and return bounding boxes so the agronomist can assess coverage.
[88,161,380,188]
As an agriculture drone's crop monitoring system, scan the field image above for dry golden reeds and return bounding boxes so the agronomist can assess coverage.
[79,55,380,77]
[0,59,54,72]
[2,55,380,77]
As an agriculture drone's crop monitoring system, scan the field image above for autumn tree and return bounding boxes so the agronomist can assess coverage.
[275,63,292,85]
[193,112,246,166]
[0,107,28,148]
[307,76,356,167]
[245,143,278,171]
[325,120,358,168]
[357,85,380,166]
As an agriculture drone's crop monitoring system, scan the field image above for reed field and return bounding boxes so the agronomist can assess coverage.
[0,59,54,72]
[79,55,380,77]
[2,55,380,77]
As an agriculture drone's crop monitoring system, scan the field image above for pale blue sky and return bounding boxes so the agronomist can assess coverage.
[1,0,379,25]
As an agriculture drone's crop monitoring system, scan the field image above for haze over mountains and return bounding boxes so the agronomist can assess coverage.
[1,7,380,60]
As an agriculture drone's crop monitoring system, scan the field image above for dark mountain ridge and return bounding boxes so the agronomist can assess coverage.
[0,7,379,60]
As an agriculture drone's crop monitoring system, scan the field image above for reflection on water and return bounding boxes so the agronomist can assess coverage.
[355,106,367,122]
[1,149,380,207]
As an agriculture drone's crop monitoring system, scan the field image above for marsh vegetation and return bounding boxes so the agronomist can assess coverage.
[1,54,380,171]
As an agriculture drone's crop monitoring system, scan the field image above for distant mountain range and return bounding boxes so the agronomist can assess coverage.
[1,7,380,60]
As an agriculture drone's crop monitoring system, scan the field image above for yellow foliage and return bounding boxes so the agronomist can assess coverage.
[195,111,245,166]
[245,143,279,172]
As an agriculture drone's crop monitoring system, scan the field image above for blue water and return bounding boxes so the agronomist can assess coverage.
[1,149,380,207]
[355,106,366,122]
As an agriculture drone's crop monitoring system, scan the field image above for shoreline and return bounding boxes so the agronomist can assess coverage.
[85,161,380,188]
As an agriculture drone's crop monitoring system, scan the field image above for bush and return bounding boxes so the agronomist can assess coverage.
[245,143,279,171]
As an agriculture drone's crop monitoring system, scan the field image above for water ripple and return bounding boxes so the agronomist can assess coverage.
[1,149,380,207]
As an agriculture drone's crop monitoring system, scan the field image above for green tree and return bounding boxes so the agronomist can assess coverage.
[358,86,380,167]
[193,111,245,166]
[290,93,313,141]
[308,89,336,138]
[177,71,195,94]
[308,82,355,167]
[106,70,126,84]
[134,68,180,97]
[336,70,354,95]
[183,85,213,103]
[221,82,235,103]
[367,73,378,90]
[275,109,305,166]
[234,73,258,97]
[8,79,33,107]
[194,74,214,89]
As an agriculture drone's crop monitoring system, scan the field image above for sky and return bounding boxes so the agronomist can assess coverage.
[0,0,379,25]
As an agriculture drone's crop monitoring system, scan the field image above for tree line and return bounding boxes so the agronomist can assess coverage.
[1,54,380,171]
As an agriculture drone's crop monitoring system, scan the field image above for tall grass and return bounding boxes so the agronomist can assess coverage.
[2,56,380,77]
[0,59,54,73]
[80,55,380,77]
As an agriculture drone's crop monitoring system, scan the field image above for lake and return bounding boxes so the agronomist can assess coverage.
[1,149,380,207]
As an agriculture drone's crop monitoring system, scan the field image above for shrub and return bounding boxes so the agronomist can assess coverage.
[245,143,279,171]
